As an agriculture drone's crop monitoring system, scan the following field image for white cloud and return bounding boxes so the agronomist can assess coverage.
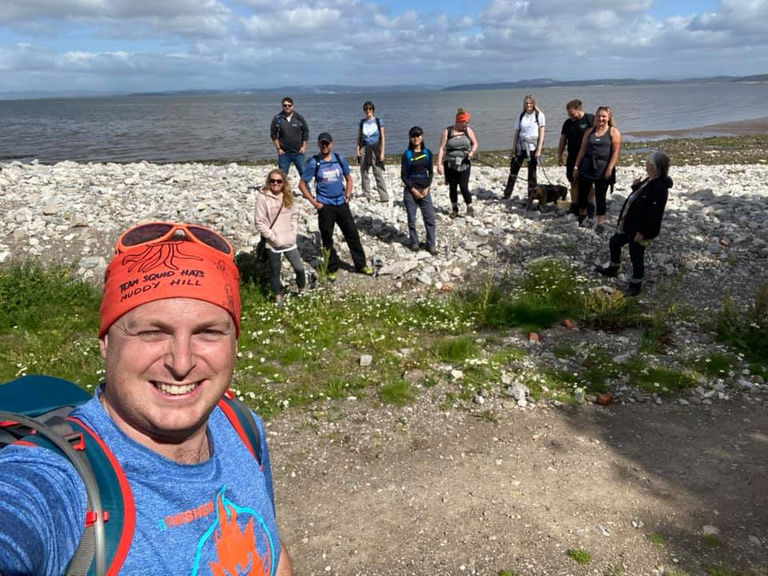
[1,0,767,92]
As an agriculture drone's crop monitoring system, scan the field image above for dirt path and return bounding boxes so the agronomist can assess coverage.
[269,390,768,575]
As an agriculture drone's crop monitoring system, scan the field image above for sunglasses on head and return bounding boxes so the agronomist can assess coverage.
[269,178,284,184]
[116,222,233,256]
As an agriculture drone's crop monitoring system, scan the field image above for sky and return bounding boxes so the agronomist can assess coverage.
[0,0,766,94]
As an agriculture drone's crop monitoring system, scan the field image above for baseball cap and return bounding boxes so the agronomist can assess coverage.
[408,126,423,137]
[317,132,333,143]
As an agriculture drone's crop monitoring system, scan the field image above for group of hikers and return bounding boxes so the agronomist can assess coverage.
[263,94,672,302]
[0,94,673,575]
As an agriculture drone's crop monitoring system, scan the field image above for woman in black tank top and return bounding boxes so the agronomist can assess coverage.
[573,106,622,233]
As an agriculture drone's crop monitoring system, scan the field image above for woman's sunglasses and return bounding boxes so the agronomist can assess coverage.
[269,178,284,184]
[116,222,233,256]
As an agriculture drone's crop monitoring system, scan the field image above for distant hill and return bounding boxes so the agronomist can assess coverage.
[129,84,442,97]
[441,75,766,91]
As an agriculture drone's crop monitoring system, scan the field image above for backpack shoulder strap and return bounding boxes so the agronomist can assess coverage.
[375,117,382,134]
[519,110,539,125]
[0,409,134,576]
[218,392,262,466]
[586,113,594,127]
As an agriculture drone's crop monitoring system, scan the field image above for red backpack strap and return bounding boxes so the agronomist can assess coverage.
[67,417,135,576]
[218,391,263,467]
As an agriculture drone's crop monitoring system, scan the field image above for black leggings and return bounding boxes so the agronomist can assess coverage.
[578,176,610,216]
[609,232,646,282]
[445,167,472,205]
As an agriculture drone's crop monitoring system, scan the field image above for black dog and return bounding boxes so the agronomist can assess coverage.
[526,184,568,210]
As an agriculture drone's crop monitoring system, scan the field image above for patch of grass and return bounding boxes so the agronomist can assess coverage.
[705,568,749,576]
[553,344,577,358]
[432,336,479,363]
[473,410,498,424]
[629,364,698,394]
[692,353,735,377]
[647,531,666,545]
[702,534,722,548]
[664,571,692,576]
[606,568,625,576]
[379,379,416,406]
[567,549,592,564]
[498,570,520,576]
[716,285,768,364]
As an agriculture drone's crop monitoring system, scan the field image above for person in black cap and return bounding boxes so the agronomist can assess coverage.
[299,132,374,281]
[401,126,437,255]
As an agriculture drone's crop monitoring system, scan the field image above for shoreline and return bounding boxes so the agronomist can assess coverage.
[2,120,767,168]
[623,116,768,139]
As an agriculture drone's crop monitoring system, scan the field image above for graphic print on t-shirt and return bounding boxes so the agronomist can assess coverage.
[191,487,276,576]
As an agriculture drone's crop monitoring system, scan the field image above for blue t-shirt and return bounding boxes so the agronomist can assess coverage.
[360,117,382,146]
[0,392,281,576]
[301,153,350,206]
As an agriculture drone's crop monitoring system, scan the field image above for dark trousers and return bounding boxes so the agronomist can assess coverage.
[504,153,537,195]
[267,247,306,296]
[403,188,436,247]
[317,203,367,272]
[578,176,610,216]
[609,231,646,283]
[445,167,472,205]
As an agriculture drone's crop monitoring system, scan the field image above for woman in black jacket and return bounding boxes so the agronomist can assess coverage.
[595,150,672,296]
[401,126,437,254]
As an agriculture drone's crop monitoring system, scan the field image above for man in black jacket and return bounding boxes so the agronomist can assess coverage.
[270,96,310,177]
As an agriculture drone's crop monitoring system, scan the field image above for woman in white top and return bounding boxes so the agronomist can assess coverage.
[255,169,307,306]
[503,94,546,198]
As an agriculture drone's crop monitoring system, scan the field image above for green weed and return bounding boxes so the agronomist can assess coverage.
[432,336,479,363]
[647,532,666,545]
[692,353,735,377]
[716,286,768,364]
[379,379,416,406]
[567,549,592,564]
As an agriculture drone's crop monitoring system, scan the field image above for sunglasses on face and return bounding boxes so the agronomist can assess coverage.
[116,222,233,256]
[282,104,293,108]
[269,178,284,184]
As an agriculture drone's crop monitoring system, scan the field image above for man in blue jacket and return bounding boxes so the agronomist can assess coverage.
[299,132,374,281]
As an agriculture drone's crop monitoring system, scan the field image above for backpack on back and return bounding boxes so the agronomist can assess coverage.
[0,374,262,576]
[404,148,431,176]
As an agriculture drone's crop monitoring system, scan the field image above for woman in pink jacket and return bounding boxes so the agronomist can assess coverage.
[255,169,307,306]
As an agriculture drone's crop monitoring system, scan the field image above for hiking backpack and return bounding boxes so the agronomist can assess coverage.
[404,148,431,175]
[0,374,263,576]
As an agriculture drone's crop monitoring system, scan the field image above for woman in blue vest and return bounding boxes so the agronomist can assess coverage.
[400,126,437,255]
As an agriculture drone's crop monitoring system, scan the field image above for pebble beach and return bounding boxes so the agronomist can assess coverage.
[1,141,766,314]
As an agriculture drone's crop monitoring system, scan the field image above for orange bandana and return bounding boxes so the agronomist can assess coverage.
[456,111,471,123]
[99,240,241,338]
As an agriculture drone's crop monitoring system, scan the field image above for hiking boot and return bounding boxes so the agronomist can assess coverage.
[425,245,439,256]
[595,224,605,234]
[578,214,588,227]
[407,242,419,252]
[502,190,512,200]
[327,271,338,282]
[568,203,579,215]
[623,283,642,297]
[595,264,618,278]
[466,205,474,217]
[587,203,596,218]
[359,266,374,276]
[449,207,459,219]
